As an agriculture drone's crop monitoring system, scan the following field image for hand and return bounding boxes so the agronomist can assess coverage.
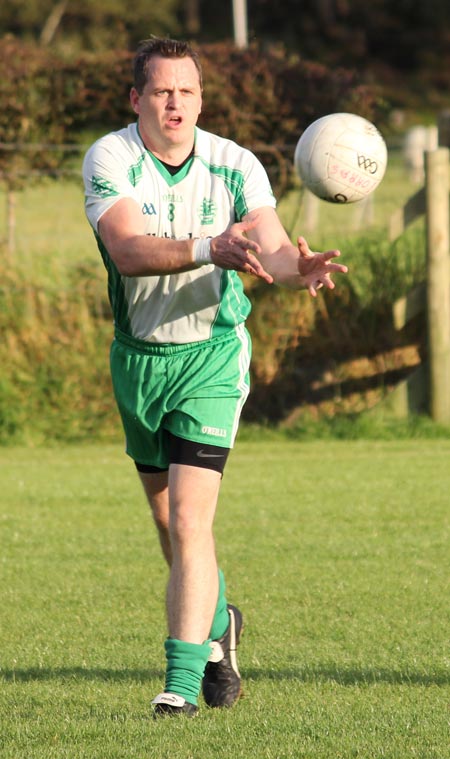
[210,218,274,284]
[297,236,348,297]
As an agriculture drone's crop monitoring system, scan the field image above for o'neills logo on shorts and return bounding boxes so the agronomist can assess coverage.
[202,425,227,438]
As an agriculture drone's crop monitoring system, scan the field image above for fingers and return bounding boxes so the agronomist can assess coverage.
[243,259,274,283]
[298,243,347,296]
[308,278,332,297]
[321,250,348,273]
[224,224,261,256]
[232,214,260,234]
[237,249,273,283]
[296,236,348,290]
[213,232,260,258]
[297,236,346,268]
[297,236,312,258]
[234,235,261,255]
[210,232,273,283]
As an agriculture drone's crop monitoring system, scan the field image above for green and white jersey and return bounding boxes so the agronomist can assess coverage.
[83,123,276,344]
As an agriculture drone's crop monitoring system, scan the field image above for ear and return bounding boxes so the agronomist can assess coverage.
[130,87,140,115]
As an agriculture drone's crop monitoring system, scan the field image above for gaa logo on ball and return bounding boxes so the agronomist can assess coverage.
[294,112,388,203]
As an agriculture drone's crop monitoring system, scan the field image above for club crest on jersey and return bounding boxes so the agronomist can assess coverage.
[198,198,217,225]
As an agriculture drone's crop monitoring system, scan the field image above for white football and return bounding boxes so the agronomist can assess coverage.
[294,112,388,203]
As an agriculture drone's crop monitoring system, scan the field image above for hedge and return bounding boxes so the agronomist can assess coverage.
[0,35,385,191]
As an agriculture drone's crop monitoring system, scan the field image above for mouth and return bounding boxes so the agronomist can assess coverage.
[167,115,182,128]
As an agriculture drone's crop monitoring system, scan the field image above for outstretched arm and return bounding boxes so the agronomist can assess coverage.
[244,206,348,294]
[97,198,346,291]
[97,197,273,282]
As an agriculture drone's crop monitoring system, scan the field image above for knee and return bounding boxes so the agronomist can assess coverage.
[169,507,212,549]
[152,506,170,535]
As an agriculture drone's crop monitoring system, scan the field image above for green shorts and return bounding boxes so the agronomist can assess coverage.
[110,325,252,469]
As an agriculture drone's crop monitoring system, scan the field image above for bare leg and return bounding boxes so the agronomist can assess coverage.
[138,470,172,565]
[166,463,221,643]
[138,465,221,643]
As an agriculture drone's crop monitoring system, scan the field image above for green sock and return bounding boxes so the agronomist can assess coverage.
[209,568,229,641]
[164,638,212,706]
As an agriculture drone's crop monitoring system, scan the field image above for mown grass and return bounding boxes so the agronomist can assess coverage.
[1,439,449,758]
[0,176,94,271]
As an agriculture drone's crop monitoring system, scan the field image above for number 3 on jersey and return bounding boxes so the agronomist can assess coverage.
[168,203,175,222]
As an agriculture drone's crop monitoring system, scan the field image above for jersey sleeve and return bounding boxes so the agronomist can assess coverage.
[82,136,140,231]
[239,149,277,219]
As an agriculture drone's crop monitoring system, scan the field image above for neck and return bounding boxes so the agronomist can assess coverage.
[160,146,194,172]
[152,146,193,165]
[138,123,195,166]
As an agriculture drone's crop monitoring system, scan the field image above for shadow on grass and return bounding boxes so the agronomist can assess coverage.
[244,665,450,687]
[1,665,448,687]
[0,667,164,683]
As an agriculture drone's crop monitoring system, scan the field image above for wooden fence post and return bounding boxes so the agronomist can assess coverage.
[438,110,450,148]
[425,147,450,423]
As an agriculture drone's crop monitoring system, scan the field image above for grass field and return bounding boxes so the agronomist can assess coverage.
[1,439,449,758]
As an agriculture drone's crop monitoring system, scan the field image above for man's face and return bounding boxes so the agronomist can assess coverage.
[130,54,202,160]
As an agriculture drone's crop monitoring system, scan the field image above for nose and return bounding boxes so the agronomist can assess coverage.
[167,90,181,108]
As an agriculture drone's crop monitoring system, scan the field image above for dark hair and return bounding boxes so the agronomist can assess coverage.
[133,36,203,94]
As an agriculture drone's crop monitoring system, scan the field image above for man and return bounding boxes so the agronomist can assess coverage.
[82,36,347,718]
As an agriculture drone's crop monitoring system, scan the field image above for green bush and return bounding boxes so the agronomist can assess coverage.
[0,262,119,445]
[0,37,68,184]
[0,36,385,194]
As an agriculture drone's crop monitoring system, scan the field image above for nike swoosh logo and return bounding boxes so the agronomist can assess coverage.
[197,450,224,458]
